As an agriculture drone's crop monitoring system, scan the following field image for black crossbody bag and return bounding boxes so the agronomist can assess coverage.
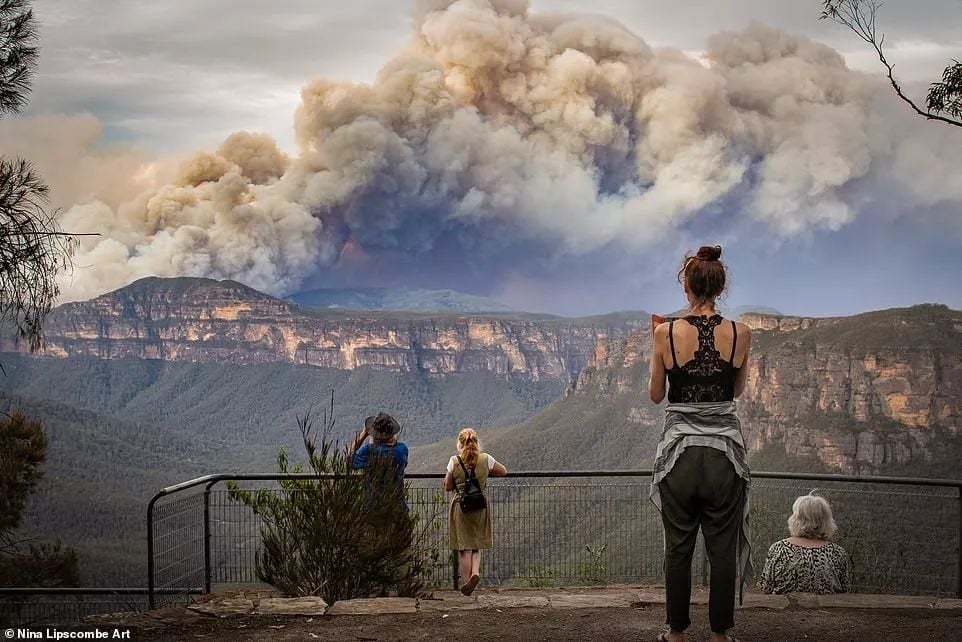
[456,455,487,512]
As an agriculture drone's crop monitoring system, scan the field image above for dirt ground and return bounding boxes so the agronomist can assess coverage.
[135,604,961,642]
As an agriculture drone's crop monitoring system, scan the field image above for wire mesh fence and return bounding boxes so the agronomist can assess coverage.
[180,474,960,597]
[0,596,144,627]
[11,471,958,626]
[0,589,198,628]
[147,488,207,609]
[749,478,960,597]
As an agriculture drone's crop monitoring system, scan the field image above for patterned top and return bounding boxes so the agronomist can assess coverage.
[759,539,850,594]
[667,315,740,403]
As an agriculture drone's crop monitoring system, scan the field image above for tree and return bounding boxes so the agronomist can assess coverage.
[0,0,77,360]
[0,411,80,588]
[821,0,962,128]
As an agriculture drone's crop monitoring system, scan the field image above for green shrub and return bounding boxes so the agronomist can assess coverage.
[227,397,441,604]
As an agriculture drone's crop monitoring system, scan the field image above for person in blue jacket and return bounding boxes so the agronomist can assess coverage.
[347,412,409,511]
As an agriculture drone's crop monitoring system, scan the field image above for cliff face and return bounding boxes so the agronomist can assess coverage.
[9,278,960,473]
[564,306,962,473]
[737,306,962,472]
[3,277,645,382]
[739,312,834,332]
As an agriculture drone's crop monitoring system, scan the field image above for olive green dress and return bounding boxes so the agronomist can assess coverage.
[448,453,493,550]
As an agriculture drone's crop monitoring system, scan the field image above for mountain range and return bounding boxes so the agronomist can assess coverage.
[1,277,960,586]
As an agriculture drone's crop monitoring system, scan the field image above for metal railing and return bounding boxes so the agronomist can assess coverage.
[147,471,962,609]
[0,588,199,627]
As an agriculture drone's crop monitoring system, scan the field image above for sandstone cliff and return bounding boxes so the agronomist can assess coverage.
[738,306,962,472]
[415,305,962,474]
[3,277,645,382]
[600,305,961,472]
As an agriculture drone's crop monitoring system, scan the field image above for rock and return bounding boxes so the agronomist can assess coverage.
[633,590,667,605]
[419,595,481,611]
[548,592,634,609]
[187,597,254,617]
[817,594,935,609]
[478,595,549,609]
[787,593,820,609]
[737,594,789,610]
[255,597,329,616]
[144,606,207,626]
[934,598,962,610]
[325,597,418,616]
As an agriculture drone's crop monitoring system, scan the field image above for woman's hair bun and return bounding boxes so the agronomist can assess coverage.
[696,245,722,261]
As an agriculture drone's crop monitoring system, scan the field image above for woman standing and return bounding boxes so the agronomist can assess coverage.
[443,427,508,596]
[648,245,753,642]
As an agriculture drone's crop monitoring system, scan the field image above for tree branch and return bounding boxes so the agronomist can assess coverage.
[821,0,962,128]
[874,40,962,128]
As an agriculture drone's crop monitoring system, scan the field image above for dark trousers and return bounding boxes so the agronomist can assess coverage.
[660,446,745,634]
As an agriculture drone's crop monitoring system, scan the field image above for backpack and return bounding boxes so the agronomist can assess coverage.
[456,455,487,512]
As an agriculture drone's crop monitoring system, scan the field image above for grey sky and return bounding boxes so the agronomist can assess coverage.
[25,0,962,151]
[9,0,962,315]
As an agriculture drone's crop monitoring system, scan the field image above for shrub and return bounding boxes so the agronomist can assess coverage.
[228,397,442,604]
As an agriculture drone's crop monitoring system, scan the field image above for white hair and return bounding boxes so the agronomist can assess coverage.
[788,493,837,540]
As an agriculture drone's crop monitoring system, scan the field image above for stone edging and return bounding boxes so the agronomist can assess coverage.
[84,588,962,629]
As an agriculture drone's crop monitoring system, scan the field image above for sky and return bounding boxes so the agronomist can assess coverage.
[4,0,962,316]
[23,0,962,152]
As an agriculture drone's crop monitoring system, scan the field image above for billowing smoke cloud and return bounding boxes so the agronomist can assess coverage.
[57,130,322,301]
[0,113,170,212]
[4,0,960,302]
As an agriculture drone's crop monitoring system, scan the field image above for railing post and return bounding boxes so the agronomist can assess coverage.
[203,481,216,595]
[146,493,160,610]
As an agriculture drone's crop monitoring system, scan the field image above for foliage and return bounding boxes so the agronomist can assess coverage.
[227,395,442,604]
[0,0,78,360]
[0,410,79,597]
[820,0,962,128]
[0,0,38,115]
[0,409,46,541]
[927,60,962,119]
[0,542,79,587]
[0,158,77,353]
[520,564,557,588]
[579,544,608,584]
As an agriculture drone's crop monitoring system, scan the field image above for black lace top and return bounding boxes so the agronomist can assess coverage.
[666,314,740,403]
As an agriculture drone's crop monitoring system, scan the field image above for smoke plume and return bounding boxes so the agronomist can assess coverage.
[4,0,959,302]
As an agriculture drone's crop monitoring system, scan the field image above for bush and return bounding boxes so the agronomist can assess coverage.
[227,399,441,604]
[0,410,80,626]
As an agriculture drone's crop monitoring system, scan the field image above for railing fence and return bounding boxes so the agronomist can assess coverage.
[148,471,962,609]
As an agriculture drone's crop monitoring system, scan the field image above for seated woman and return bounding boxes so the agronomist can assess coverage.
[759,493,850,594]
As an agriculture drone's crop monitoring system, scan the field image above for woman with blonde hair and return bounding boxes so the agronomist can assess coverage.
[443,427,508,596]
[759,492,850,594]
